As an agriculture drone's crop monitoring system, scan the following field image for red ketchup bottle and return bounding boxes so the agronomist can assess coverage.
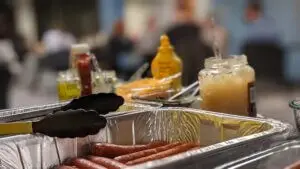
[75,44,92,96]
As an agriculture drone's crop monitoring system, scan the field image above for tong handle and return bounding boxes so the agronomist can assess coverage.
[168,81,199,101]
[0,122,32,135]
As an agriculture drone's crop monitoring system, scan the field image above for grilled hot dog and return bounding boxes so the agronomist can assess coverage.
[57,166,77,169]
[114,142,182,163]
[126,143,198,165]
[92,141,167,158]
[285,160,300,169]
[88,156,127,169]
[72,158,107,169]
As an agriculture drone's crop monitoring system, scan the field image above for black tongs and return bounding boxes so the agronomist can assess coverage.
[0,93,124,138]
[0,109,107,138]
[55,93,124,114]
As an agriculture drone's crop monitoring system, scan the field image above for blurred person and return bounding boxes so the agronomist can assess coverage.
[29,21,76,92]
[80,30,108,49]
[165,0,213,86]
[175,0,195,23]
[107,20,136,80]
[41,21,76,71]
[241,0,284,81]
[243,0,281,44]
[137,17,161,67]
[42,21,75,55]
[0,13,22,109]
[79,31,109,69]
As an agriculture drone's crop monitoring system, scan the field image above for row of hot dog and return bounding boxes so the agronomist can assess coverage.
[57,141,200,169]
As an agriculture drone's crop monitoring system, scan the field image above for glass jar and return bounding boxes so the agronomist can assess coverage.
[57,70,80,101]
[227,55,256,117]
[198,55,256,117]
[198,57,232,114]
[58,43,117,100]
[92,71,112,94]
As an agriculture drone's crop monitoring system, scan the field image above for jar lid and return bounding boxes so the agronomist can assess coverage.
[204,57,228,68]
[71,43,90,55]
[228,54,248,65]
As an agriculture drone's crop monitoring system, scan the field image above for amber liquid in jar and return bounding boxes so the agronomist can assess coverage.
[198,56,256,117]
[227,55,256,117]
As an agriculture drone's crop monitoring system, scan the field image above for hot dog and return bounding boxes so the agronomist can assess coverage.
[126,143,198,165]
[57,166,77,169]
[72,158,107,169]
[147,141,168,147]
[285,160,300,169]
[87,156,127,169]
[92,141,167,158]
[114,142,182,163]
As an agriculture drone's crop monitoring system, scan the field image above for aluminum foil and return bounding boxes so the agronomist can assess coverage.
[216,139,300,169]
[0,108,291,169]
[0,101,162,122]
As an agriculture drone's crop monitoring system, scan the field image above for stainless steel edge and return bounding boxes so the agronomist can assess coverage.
[0,102,66,122]
[0,101,162,122]
[215,140,300,169]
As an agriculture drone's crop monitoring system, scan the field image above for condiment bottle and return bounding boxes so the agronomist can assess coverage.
[227,55,256,117]
[57,44,87,101]
[151,35,182,91]
[57,70,80,101]
[198,57,231,114]
[75,44,93,96]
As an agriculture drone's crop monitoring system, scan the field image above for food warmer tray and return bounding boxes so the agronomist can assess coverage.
[0,108,291,169]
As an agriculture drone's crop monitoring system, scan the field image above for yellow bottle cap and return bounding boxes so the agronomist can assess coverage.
[159,34,172,51]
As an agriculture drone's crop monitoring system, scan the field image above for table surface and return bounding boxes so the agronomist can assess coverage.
[9,77,299,128]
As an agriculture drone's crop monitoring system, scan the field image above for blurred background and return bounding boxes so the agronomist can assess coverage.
[0,0,299,125]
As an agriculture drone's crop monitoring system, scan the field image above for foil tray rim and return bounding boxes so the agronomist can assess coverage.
[0,101,162,122]
[214,139,300,169]
[124,107,289,169]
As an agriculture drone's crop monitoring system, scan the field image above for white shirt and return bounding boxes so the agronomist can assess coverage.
[0,39,22,75]
[0,40,17,63]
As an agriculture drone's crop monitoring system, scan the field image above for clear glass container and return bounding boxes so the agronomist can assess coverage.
[57,70,116,102]
[57,43,116,101]
[198,57,231,114]
[227,55,256,117]
[198,55,256,117]
[92,71,113,94]
[227,55,255,84]
[57,70,80,101]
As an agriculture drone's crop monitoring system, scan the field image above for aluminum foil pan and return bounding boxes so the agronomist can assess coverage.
[0,101,162,122]
[216,140,300,169]
[0,108,290,169]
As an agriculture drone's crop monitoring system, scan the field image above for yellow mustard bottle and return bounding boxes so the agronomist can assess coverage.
[151,35,182,91]
[151,35,182,90]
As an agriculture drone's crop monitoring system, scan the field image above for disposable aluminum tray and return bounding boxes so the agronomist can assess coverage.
[0,100,162,122]
[216,140,300,169]
[0,108,290,169]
